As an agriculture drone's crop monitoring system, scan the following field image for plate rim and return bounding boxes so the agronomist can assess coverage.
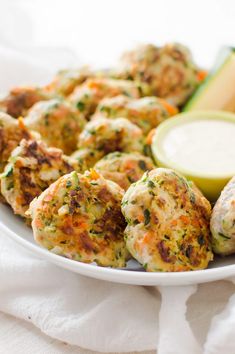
[1,218,235,286]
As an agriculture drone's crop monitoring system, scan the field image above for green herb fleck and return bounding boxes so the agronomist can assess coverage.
[190,193,196,204]
[121,199,128,206]
[198,234,205,246]
[7,181,14,190]
[143,263,148,270]
[76,101,85,111]
[144,209,151,225]
[138,160,147,171]
[5,166,13,178]
[44,113,50,126]
[143,144,151,156]
[218,232,231,240]
[147,180,155,188]
[66,180,72,188]
[88,129,96,135]
[127,175,135,183]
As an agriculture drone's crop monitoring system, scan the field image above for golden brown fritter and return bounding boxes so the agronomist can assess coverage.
[71,148,103,173]
[46,67,92,96]
[76,117,144,168]
[115,43,205,106]
[93,95,178,134]
[0,113,35,172]
[121,168,213,272]
[0,86,53,118]
[210,176,235,255]
[69,78,142,119]
[29,169,128,267]
[24,98,86,154]
[94,152,155,190]
[1,139,78,217]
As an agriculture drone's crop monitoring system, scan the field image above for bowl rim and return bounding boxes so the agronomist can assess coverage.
[152,110,235,180]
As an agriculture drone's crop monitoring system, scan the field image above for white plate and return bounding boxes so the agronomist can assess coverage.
[1,203,235,286]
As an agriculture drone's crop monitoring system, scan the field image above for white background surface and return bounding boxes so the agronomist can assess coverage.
[0,0,235,353]
[0,0,235,70]
[0,312,154,354]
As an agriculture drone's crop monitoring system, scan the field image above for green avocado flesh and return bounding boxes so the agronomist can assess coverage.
[184,47,235,112]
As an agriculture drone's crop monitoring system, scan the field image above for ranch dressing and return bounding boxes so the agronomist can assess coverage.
[162,119,235,176]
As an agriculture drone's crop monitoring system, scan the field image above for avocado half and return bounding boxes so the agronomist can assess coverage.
[184,47,235,112]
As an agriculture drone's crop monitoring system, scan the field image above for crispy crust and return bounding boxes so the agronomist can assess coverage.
[1,139,77,217]
[210,176,235,255]
[94,152,155,190]
[93,95,178,134]
[46,67,92,96]
[29,170,128,267]
[121,168,213,271]
[0,113,35,172]
[69,78,141,119]
[24,98,86,154]
[78,117,144,163]
[0,86,53,118]
[115,43,201,106]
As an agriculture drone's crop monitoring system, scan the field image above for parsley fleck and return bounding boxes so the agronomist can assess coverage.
[76,101,85,111]
[144,209,151,225]
[198,234,205,246]
[7,181,14,190]
[66,180,72,188]
[138,160,147,171]
[218,232,231,240]
[5,166,13,177]
[147,180,155,188]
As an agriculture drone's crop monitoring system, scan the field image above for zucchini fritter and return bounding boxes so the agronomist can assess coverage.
[0,86,52,118]
[94,152,155,190]
[24,98,86,154]
[210,177,235,255]
[94,95,178,134]
[115,43,203,106]
[78,117,144,153]
[46,67,92,96]
[69,78,141,119]
[29,170,128,267]
[71,148,103,173]
[1,139,78,217]
[0,113,35,172]
[75,117,144,168]
[121,168,213,272]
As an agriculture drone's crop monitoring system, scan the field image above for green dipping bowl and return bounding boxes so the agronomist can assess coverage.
[151,110,235,202]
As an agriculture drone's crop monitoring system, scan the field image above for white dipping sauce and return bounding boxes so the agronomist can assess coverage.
[162,119,235,175]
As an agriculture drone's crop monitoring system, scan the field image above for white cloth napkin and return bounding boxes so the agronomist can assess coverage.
[0,4,235,353]
[0,235,235,354]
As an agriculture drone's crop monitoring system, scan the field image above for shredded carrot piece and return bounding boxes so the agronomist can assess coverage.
[124,161,136,169]
[35,218,43,228]
[146,128,156,145]
[137,214,144,223]
[18,117,26,130]
[179,215,190,224]
[90,169,100,180]
[170,219,178,227]
[141,231,153,244]
[87,81,101,90]
[159,98,178,116]
[197,70,207,82]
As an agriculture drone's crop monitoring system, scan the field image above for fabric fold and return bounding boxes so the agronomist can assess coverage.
[0,236,160,353]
